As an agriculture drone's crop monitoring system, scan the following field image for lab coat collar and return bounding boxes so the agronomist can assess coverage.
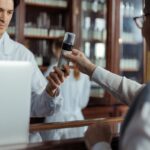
[0,34,3,45]
[0,32,15,56]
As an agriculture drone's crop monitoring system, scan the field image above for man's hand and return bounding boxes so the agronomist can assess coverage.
[64,49,96,78]
[84,122,112,150]
[46,65,70,96]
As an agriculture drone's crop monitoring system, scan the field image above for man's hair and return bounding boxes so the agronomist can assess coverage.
[13,0,20,9]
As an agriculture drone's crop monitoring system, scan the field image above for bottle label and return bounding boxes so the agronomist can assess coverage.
[62,43,73,51]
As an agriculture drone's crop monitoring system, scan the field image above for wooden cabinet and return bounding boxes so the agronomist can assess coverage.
[119,0,145,83]
[83,105,128,119]
[81,0,107,99]
[79,0,121,106]
[10,0,145,118]
[10,0,70,69]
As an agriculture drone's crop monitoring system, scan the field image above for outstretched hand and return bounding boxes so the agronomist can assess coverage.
[46,65,70,96]
[64,49,96,77]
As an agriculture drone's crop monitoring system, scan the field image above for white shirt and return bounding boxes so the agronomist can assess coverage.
[0,32,62,117]
[90,66,145,150]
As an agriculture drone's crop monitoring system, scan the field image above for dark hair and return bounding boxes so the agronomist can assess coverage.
[13,0,20,9]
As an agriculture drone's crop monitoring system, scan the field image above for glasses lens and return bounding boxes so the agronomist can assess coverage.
[135,17,144,28]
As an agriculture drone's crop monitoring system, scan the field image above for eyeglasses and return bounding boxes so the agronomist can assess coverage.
[133,13,150,29]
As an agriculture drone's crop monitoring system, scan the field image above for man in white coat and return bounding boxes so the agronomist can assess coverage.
[64,0,150,149]
[0,0,68,142]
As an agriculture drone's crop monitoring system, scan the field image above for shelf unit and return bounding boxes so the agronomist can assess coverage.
[81,0,107,99]
[8,0,146,119]
[20,0,69,67]
[25,2,67,9]
[119,0,144,83]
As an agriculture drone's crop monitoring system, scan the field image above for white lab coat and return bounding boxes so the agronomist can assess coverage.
[0,32,63,142]
[41,64,91,140]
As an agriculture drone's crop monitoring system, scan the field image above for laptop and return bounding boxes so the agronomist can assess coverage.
[0,61,32,146]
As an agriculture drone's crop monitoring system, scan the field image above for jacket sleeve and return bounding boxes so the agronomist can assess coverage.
[31,90,63,117]
[30,55,63,117]
[91,67,144,105]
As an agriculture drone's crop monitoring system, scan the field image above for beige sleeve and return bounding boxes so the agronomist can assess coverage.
[91,67,145,105]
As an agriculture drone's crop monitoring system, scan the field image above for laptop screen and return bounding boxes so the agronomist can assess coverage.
[0,61,32,146]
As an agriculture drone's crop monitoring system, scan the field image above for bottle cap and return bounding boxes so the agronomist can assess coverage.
[63,32,76,45]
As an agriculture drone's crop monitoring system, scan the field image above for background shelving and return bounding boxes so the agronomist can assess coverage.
[23,0,68,67]
[9,0,146,119]
[81,0,107,98]
[120,0,144,83]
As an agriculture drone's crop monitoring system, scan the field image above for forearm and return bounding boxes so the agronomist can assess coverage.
[91,67,144,105]
[30,89,62,117]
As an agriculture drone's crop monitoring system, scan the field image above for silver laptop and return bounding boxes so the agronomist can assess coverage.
[0,61,32,146]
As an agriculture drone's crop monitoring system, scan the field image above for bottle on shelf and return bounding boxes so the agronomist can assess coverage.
[94,43,106,68]
[98,0,103,12]
[93,18,105,41]
[92,0,98,12]
[129,3,135,17]
[82,0,88,11]
[84,42,91,58]
[83,17,91,40]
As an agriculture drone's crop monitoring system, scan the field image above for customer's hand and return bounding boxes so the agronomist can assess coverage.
[84,122,112,150]
[46,65,70,96]
[64,49,96,77]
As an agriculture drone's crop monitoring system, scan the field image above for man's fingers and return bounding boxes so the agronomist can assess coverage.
[46,75,58,90]
[72,49,80,55]
[53,67,65,82]
[63,65,70,77]
[63,52,75,60]
[63,50,79,62]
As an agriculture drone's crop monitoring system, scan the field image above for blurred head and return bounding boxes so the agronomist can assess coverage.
[0,0,20,38]
[142,0,150,50]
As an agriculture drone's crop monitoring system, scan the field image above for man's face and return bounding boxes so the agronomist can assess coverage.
[0,0,14,37]
[142,16,150,50]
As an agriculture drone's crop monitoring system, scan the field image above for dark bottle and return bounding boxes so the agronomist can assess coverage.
[58,32,76,71]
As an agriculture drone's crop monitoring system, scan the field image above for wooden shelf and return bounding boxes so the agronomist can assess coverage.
[122,41,141,45]
[88,97,106,107]
[83,10,105,18]
[83,39,105,43]
[25,35,63,41]
[83,106,114,119]
[121,69,139,72]
[25,2,68,11]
